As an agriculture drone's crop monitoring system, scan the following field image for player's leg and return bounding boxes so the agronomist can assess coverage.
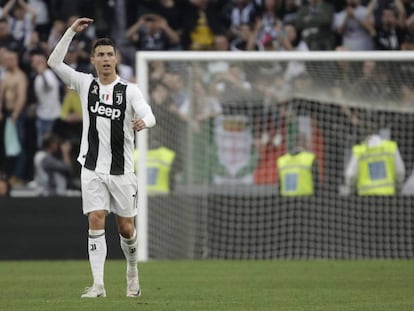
[109,172,140,297]
[80,167,110,298]
[117,216,141,297]
[82,210,107,298]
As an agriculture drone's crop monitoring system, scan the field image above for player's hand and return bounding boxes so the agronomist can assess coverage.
[132,118,146,132]
[70,17,94,33]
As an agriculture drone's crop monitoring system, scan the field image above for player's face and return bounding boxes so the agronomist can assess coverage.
[91,45,117,77]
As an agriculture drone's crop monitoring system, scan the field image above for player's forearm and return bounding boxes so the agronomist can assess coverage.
[142,113,156,128]
[47,28,76,68]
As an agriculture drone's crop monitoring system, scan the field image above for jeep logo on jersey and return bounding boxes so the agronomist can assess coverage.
[90,101,122,120]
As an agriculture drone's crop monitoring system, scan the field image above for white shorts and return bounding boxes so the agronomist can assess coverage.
[81,167,138,217]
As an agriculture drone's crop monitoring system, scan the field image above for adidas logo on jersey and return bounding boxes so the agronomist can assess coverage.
[90,101,122,120]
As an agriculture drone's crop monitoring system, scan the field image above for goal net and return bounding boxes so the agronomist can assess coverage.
[136,51,414,260]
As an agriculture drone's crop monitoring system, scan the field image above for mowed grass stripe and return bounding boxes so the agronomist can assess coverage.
[0,260,413,311]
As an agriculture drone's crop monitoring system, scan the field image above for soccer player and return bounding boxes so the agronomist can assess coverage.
[47,17,156,298]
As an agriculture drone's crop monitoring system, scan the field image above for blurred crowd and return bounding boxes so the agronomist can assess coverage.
[0,0,414,195]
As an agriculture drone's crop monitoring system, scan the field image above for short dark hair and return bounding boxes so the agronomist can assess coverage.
[91,38,116,55]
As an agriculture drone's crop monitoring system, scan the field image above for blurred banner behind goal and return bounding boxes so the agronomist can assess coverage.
[136,51,414,261]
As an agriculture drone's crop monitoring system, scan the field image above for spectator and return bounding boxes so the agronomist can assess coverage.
[213,63,252,112]
[277,134,318,196]
[149,81,180,157]
[251,0,287,50]
[283,23,309,51]
[162,71,190,119]
[334,0,376,50]
[46,18,65,53]
[28,0,51,42]
[33,133,72,196]
[151,82,170,107]
[57,88,82,141]
[296,0,335,50]
[30,49,61,148]
[54,87,82,175]
[350,60,393,103]
[230,23,258,50]
[214,34,230,50]
[23,30,47,60]
[126,13,180,51]
[191,66,223,130]
[1,0,37,48]
[63,41,91,73]
[282,23,309,83]
[253,108,283,185]
[374,7,405,50]
[403,0,414,32]
[228,0,257,39]
[116,49,135,82]
[180,0,225,50]
[149,60,167,86]
[0,17,23,56]
[366,0,407,29]
[280,0,299,25]
[0,45,28,186]
[134,144,176,195]
[345,123,405,195]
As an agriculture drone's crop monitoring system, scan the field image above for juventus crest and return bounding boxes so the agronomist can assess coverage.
[115,91,123,105]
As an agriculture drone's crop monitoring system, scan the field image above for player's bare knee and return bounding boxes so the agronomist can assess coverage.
[88,212,105,229]
[118,223,135,238]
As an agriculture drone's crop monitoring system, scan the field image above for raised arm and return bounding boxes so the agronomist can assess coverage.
[1,0,17,19]
[126,16,145,43]
[47,17,93,86]
[17,0,37,24]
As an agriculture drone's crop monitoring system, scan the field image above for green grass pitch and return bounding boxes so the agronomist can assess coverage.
[1,260,414,310]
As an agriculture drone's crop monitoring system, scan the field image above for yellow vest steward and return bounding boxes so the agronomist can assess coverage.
[277,151,316,196]
[353,140,397,195]
[134,147,176,194]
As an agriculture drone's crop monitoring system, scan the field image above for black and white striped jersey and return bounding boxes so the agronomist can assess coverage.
[47,28,156,175]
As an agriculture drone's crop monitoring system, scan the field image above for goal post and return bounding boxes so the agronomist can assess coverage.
[136,51,414,261]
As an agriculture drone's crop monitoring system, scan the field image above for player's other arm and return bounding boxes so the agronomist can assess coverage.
[130,85,156,132]
[47,17,93,86]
